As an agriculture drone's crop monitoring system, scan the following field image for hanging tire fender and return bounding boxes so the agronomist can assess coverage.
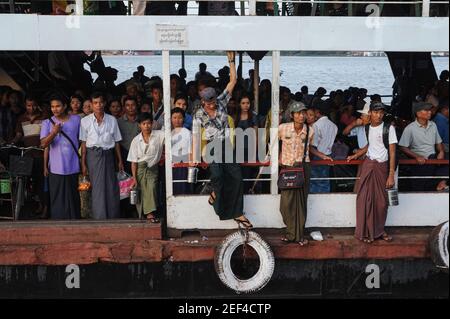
[214,231,275,294]
[429,221,449,270]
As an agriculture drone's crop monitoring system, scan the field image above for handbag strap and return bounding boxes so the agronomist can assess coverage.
[302,124,310,162]
[49,117,80,158]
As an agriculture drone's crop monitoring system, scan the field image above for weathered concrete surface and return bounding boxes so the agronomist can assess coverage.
[0,222,434,265]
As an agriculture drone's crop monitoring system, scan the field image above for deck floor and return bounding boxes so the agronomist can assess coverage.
[0,220,434,265]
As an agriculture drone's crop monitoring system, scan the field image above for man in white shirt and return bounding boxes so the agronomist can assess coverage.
[347,102,397,243]
[80,92,124,219]
[310,100,337,193]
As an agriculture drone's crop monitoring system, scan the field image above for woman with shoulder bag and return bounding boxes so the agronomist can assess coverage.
[278,102,315,246]
[40,95,81,219]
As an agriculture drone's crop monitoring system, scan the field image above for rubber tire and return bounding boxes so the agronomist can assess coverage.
[429,221,449,270]
[214,231,275,294]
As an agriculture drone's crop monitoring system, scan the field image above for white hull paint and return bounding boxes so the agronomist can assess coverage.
[167,193,449,230]
[0,15,448,52]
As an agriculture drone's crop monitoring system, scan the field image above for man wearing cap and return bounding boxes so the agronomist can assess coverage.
[343,101,371,191]
[399,102,446,191]
[347,102,397,243]
[343,101,371,148]
[310,100,337,193]
[191,52,253,229]
[279,102,315,245]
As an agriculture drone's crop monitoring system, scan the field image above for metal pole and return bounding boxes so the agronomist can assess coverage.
[270,51,280,195]
[163,50,173,198]
[34,52,39,82]
[9,0,14,13]
[422,0,430,17]
[253,59,260,114]
[249,0,257,16]
[240,1,245,16]
[181,51,185,70]
[75,0,84,15]
[238,52,243,80]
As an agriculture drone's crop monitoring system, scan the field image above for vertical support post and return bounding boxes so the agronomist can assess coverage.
[240,1,246,16]
[249,0,257,16]
[181,51,185,70]
[163,50,173,199]
[9,0,14,13]
[422,0,430,17]
[270,51,280,195]
[34,52,39,82]
[253,59,260,114]
[75,0,84,15]
[238,52,243,80]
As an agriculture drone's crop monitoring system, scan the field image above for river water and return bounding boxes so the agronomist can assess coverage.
[102,55,449,97]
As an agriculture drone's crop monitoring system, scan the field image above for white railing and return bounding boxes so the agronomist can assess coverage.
[1,0,448,17]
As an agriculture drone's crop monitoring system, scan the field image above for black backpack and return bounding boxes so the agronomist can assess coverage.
[364,123,399,169]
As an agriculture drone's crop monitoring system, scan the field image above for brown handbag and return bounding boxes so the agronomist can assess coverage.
[278,125,309,190]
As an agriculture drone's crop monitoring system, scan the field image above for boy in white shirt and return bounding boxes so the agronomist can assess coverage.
[128,113,165,222]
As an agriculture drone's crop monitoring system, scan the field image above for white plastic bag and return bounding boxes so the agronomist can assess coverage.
[310,231,324,241]
[117,171,133,200]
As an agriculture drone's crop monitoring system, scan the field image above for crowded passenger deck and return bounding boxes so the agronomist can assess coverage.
[0,0,448,250]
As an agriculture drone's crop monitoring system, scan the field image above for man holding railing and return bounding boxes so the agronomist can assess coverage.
[399,102,446,191]
[191,51,253,229]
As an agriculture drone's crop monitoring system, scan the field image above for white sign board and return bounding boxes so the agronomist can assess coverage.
[156,24,188,48]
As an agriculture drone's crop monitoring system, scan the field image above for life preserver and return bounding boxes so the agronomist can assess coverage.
[429,221,449,269]
[214,231,275,294]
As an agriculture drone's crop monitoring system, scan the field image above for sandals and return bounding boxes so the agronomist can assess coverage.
[234,217,253,229]
[281,237,309,246]
[208,192,216,206]
[146,213,160,224]
[298,239,309,246]
[380,232,393,242]
[281,237,295,244]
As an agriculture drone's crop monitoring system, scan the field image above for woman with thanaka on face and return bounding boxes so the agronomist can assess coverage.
[173,95,193,131]
[128,112,165,222]
[82,99,92,116]
[235,94,258,193]
[171,107,193,195]
[40,95,81,219]
[69,95,85,118]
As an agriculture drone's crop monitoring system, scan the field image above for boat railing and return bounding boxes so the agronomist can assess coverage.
[170,159,449,185]
[0,0,448,17]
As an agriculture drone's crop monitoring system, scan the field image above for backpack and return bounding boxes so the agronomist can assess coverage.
[364,122,399,169]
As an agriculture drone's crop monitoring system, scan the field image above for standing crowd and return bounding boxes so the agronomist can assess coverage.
[0,52,448,245]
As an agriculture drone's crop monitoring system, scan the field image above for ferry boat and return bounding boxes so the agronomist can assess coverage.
[0,0,448,298]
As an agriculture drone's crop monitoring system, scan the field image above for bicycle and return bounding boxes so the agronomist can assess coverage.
[0,144,44,220]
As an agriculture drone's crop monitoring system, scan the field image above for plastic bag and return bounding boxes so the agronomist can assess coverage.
[310,231,324,241]
[118,171,134,200]
[78,176,91,191]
